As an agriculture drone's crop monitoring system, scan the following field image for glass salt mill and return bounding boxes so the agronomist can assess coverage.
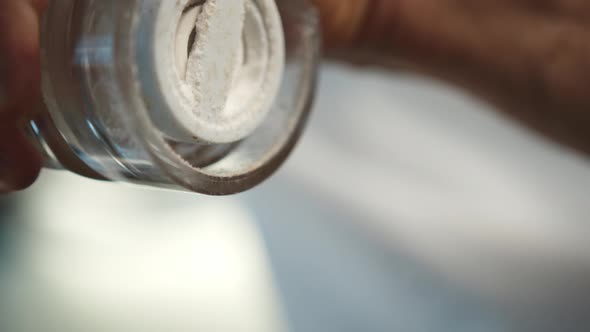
[29,0,320,195]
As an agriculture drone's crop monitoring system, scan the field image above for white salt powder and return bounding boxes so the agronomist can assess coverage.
[170,0,285,144]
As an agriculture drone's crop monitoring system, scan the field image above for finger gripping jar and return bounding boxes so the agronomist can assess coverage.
[30,0,320,195]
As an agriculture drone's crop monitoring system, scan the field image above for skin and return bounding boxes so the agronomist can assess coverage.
[0,0,47,192]
[314,0,590,155]
[2,0,590,192]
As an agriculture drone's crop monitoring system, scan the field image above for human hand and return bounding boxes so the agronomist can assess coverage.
[312,0,590,155]
[0,0,47,193]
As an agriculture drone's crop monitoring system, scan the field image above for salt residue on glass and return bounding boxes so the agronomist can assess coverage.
[170,0,286,144]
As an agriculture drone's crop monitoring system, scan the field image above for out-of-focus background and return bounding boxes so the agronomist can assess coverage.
[2,64,590,332]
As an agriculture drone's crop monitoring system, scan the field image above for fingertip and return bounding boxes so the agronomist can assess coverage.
[0,123,42,193]
[1,161,42,192]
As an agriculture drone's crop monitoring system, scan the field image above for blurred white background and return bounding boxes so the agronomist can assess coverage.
[2,64,590,332]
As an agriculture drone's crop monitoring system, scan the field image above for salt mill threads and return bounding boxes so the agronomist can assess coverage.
[28,0,320,195]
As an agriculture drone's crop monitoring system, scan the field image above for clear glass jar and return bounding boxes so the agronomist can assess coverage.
[28,0,320,195]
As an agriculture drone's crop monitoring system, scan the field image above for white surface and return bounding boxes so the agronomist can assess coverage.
[284,65,590,327]
[1,176,287,332]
